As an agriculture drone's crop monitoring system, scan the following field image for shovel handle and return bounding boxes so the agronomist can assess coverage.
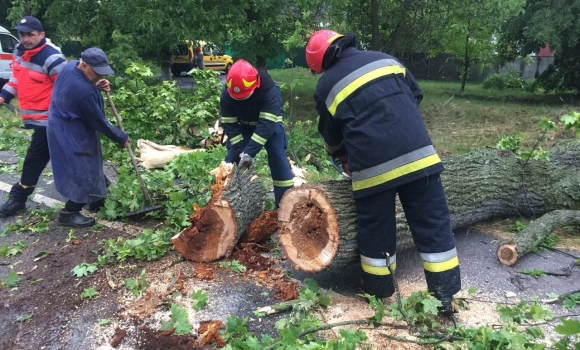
[105,91,152,205]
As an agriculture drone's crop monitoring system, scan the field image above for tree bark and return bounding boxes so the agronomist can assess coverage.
[278,140,580,272]
[160,51,172,81]
[497,210,580,266]
[171,165,265,262]
[460,31,470,92]
[370,0,380,51]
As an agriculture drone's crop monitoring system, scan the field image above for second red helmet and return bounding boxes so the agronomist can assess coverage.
[306,30,345,73]
[226,59,261,100]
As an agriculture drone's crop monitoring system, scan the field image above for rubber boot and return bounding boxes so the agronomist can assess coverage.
[0,183,34,217]
[87,199,105,212]
[437,295,459,317]
[58,210,96,227]
[360,273,395,299]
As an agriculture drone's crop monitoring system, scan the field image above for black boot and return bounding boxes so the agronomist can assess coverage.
[0,197,27,217]
[87,199,105,212]
[58,210,96,227]
[437,296,459,316]
[0,183,34,217]
[359,273,395,299]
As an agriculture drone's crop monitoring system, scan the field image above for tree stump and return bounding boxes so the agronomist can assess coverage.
[171,164,264,262]
[278,140,580,272]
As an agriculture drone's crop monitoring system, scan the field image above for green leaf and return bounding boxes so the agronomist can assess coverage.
[555,318,580,336]
[468,287,477,295]
[80,287,98,299]
[421,297,443,315]
[0,242,9,256]
[71,262,99,277]
[191,289,208,311]
[16,313,33,322]
[519,269,546,278]
[165,303,193,336]
[561,112,579,126]
[98,319,111,326]
[4,271,21,287]
[538,116,557,132]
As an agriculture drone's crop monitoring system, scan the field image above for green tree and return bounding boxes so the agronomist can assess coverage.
[498,0,580,92]
[46,0,206,78]
[436,0,525,91]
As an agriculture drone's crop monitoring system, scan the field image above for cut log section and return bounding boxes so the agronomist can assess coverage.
[171,163,265,262]
[240,210,279,243]
[278,183,355,272]
[279,140,580,272]
[497,210,580,265]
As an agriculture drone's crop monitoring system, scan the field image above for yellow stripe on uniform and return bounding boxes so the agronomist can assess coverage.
[259,112,279,122]
[273,179,294,187]
[328,65,406,115]
[251,133,267,145]
[352,154,441,191]
[221,117,238,123]
[230,134,244,145]
[361,262,397,276]
[423,256,459,273]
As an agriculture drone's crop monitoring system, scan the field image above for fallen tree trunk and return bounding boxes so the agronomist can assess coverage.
[171,164,264,262]
[497,210,580,265]
[278,140,580,272]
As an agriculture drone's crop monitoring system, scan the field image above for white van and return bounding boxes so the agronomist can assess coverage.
[0,26,19,82]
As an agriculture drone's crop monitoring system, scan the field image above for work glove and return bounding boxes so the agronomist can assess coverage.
[238,152,254,170]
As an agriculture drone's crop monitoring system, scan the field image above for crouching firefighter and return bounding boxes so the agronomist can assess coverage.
[306,30,461,313]
[220,59,294,206]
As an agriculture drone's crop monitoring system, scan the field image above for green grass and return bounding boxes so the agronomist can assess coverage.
[270,67,580,156]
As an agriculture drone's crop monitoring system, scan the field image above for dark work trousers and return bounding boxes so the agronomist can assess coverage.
[65,200,85,212]
[9,127,51,202]
[355,173,461,299]
[225,123,294,205]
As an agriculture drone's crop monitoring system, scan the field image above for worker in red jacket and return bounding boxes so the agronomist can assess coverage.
[0,16,66,217]
[306,30,461,314]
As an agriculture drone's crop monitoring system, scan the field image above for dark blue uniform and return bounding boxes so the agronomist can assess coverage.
[315,47,461,300]
[220,70,293,205]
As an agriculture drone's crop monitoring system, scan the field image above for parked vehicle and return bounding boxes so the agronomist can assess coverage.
[0,26,19,84]
[200,41,233,73]
[171,40,233,77]
[170,41,194,77]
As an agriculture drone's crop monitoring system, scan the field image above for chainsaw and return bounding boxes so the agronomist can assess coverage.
[329,155,351,180]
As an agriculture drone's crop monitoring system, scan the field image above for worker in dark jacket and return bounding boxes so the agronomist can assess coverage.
[0,16,66,217]
[47,48,129,227]
[220,59,294,206]
[306,30,461,313]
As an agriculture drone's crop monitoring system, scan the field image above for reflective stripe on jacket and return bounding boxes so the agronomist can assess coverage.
[0,40,66,127]
[315,47,444,198]
[220,69,285,157]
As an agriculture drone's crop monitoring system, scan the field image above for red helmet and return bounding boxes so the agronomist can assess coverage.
[226,59,260,100]
[306,30,344,73]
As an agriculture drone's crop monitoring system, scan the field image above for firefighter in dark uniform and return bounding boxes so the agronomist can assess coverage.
[306,30,461,313]
[220,59,294,205]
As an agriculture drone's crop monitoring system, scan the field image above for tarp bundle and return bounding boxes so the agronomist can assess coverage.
[135,139,204,169]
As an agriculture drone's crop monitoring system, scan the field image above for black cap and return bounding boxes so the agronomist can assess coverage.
[81,48,114,75]
[13,16,44,33]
